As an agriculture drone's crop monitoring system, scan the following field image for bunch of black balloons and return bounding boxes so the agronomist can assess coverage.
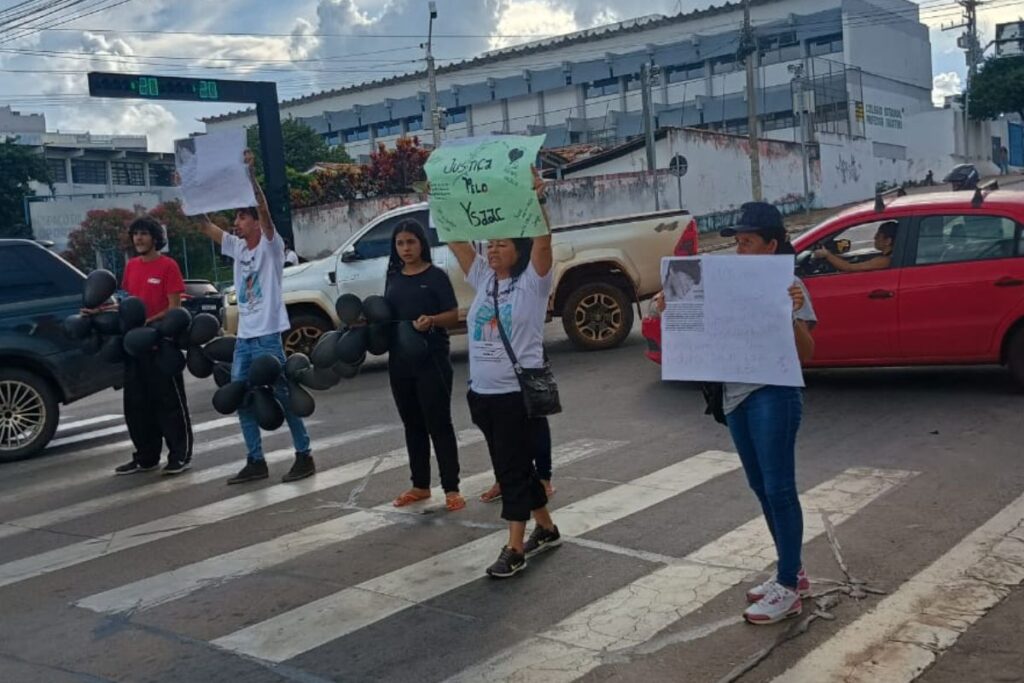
[212,353,316,426]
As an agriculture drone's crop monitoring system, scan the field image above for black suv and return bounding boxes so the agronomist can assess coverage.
[0,240,122,461]
[182,279,225,322]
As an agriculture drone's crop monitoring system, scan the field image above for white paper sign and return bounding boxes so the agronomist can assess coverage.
[660,255,803,386]
[174,129,256,216]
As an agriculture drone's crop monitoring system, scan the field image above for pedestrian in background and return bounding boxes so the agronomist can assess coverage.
[384,218,465,512]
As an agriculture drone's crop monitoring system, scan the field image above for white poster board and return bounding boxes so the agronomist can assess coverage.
[660,255,803,386]
[174,129,256,216]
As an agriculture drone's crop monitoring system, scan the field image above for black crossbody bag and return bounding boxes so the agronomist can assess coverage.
[491,278,562,417]
[700,382,727,425]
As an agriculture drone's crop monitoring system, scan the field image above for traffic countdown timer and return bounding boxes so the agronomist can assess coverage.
[87,73,260,102]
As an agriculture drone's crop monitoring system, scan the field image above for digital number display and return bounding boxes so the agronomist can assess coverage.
[88,73,225,102]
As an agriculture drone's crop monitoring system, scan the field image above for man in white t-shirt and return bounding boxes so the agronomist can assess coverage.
[199,150,315,485]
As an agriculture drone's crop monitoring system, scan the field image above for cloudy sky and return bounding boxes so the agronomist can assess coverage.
[1,0,1021,151]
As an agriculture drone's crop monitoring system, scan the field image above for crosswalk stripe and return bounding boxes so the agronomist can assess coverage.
[445,467,918,683]
[2,419,380,542]
[9,416,239,479]
[210,450,742,663]
[75,437,619,615]
[772,489,1024,683]
[56,415,121,433]
[47,424,132,449]
[0,423,407,589]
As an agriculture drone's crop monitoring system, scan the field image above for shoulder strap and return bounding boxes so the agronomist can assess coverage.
[491,277,522,375]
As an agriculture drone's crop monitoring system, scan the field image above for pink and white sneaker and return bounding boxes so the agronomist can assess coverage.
[746,568,810,603]
[744,582,802,625]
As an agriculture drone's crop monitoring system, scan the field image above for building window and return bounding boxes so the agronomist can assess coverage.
[761,111,796,131]
[625,75,643,91]
[809,33,844,57]
[324,132,342,147]
[376,120,402,137]
[711,56,737,75]
[45,158,67,183]
[111,161,146,186]
[71,159,107,185]
[667,63,706,83]
[149,164,174,187]
[446,107,467,124]
[585,77,621,99]
[406,116,423,132]
[343,127,370,143]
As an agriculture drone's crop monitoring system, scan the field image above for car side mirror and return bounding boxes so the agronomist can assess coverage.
[341,247,359,263]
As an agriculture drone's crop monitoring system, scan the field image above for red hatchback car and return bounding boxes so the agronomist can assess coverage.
[644,187,1024,386]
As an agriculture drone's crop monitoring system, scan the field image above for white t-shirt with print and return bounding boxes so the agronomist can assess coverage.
[222,232,290,339]
[466,256,552,394]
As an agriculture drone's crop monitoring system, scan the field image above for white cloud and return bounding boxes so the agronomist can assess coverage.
[489,1,579,51]
[932,71,962,107]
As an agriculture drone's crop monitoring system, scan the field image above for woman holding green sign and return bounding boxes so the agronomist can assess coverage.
[447,172,562,579]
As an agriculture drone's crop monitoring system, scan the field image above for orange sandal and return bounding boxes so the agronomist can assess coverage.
[479,482,502,503]
[445,492,466,511]
[393,489,431,507]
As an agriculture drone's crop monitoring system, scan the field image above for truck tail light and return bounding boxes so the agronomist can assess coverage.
[674,218,699,256]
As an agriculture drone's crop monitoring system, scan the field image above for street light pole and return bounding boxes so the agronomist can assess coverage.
[424,1,441,148]
[743,0,763,201]
[790,63,811,214]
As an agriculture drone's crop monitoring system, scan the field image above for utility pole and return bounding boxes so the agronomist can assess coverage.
[943,0,983,160]
[423,1,441,148]
[742,0,763,201]
[789,64,811,214]
[640,62,660,210]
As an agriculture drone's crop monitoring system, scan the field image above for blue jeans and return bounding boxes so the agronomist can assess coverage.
[232,334,311,462]
[726,385,804,589]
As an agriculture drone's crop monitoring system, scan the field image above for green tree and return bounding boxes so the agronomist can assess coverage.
[968,55,1024,121]
[0,137,53,239]
[245,119,352,176]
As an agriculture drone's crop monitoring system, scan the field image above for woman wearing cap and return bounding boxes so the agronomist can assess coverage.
[658,202,816,624]
[446,172,561,578]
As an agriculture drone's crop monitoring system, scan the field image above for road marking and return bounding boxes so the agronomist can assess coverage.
[8,417,239,479]
[47,424,132,449]
[211,450,741,663]
[446,467,917,683]
[56,415,121,433]
[0,423,409,589]
[0,420,392,542]
[773,490,1024,683]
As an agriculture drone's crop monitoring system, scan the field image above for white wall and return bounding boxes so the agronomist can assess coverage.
[292,193,426,259]
[843,0,932,91]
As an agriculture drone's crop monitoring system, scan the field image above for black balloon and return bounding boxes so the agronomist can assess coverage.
[203,336,236,363]
[189,313,220,346]
[297,365,340,391]
[63,313,93,340]
[335,327,368,365]
[335,293,363,326]
[393,321,430,365]
[253,387,285,430]
[248,354,282,387]
[362,295,393,325]
[334,359,361,379]
[91,310,121,336]
[156,339,187,375]
[81,331,103,355]
[212,380,248,414]
[83,269,117,309]
[284,352,312,382]
[287,381,316,418]
[159,307,192,340]
[186,345,214,378]
[310,330,340,369]
[119,296,147,333]
[98,335,125,364]
[366,323,391,356]
[123,326,159,357]
[213,362,233,387]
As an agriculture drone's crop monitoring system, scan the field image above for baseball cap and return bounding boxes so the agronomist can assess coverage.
[720,201,784,237]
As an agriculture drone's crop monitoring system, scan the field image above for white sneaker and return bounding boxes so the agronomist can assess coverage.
[747,568,811,603]
[744,582,802,625]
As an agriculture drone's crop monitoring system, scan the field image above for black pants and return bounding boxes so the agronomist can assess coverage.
[531,417,552,481]
[468,390,548,522]
[389,354,460,492]
[123,355,193,467]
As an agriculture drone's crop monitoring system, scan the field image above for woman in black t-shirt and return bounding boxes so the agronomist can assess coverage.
[384,219,465,511]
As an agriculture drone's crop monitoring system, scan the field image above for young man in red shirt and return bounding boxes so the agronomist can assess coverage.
[115,216,195,475]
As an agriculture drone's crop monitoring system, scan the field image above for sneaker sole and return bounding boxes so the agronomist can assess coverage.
[744,605,803,625]
[227,473,269,485]
[746,586,812,604]
[524,537,562,558]
[486,561,527,579]
[162,464,192,476]
[281,469,315,483]
[115,466,159,475]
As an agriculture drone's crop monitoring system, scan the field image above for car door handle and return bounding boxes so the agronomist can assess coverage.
[994,277,1024,288]
[868,289,895,299]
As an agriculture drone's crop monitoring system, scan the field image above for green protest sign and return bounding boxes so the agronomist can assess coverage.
[425,134,547,242]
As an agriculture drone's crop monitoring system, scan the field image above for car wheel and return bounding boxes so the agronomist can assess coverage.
[1008,327,1024,389]
[283,313,333,358]
[0,369,60,462]
[561,281,635,351]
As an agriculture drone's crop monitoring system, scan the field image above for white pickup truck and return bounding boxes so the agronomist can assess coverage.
[223,201,694,354]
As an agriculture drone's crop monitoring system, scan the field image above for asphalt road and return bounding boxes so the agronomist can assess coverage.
[1,325,1022,683]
